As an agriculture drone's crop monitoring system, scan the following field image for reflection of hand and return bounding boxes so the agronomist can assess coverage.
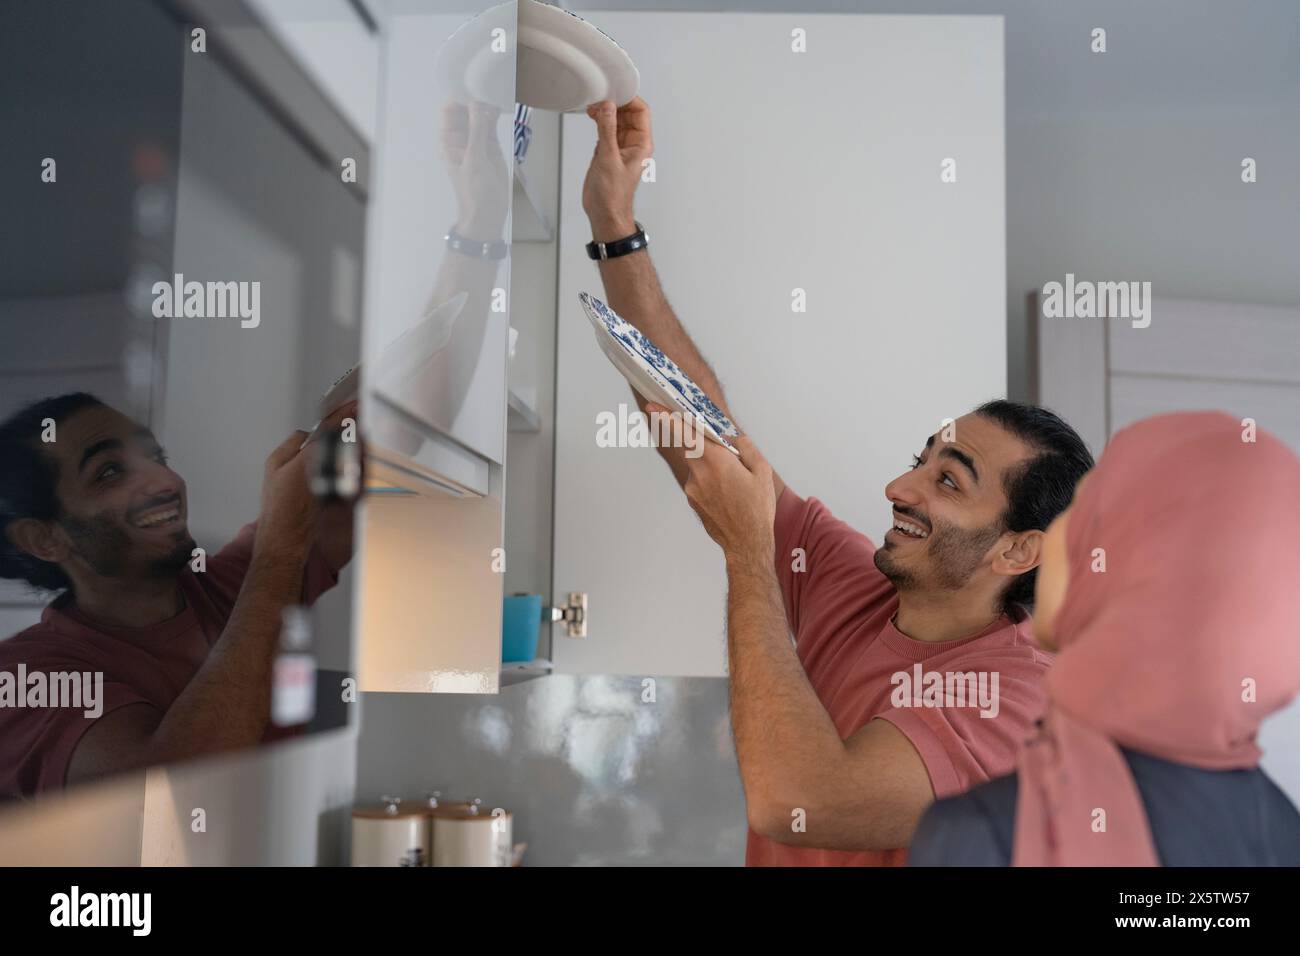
[320,398,360,429]
[257,430,314,562]
[257,404,357,559]
[583,96,652,241]
[441,100,509,241]
[321,401,364,490]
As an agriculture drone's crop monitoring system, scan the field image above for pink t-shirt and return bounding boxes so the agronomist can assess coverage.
[0,524,338,799]
[746,488,1053,866]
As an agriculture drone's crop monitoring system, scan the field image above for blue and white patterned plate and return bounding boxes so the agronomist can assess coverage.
[513,103,532,164]
[580,292,740,454]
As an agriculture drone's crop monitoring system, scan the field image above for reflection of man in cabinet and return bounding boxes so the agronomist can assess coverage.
[580,98,1094,865]
[0,394,357,799]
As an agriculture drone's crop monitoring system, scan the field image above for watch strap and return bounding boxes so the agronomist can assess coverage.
[445,227,508,261]
[586,221,649,260]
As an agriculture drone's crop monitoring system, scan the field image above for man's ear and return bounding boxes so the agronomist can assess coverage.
[993,528,1043,578]
[5,518,70,565]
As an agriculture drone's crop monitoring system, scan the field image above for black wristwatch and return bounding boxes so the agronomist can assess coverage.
[586,221,649,260]
[445,227,508,261]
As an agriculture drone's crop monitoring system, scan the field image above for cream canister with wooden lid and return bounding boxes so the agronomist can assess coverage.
[350,796,429,867]
[428,797,513,867]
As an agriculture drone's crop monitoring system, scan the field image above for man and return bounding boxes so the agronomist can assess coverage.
[0,392,356,798]
[580,97,1095,865]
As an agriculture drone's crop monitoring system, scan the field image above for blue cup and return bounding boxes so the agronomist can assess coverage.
[502,594,543,663]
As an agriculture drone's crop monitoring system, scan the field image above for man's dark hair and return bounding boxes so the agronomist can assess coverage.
[0,392,107,593]
[974,399,1095,613]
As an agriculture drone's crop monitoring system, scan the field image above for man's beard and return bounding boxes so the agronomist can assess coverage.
[60,512,195,580]
[149,533,197,576]
[874,518,1004,593]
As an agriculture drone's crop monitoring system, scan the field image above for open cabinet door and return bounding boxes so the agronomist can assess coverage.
[355,1,515,692]
[551,12,1008,676]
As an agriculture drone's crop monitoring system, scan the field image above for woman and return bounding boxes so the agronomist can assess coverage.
[909,411,1300,865]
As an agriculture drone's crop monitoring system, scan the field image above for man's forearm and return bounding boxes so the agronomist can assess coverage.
[430,240,502,339]
[596,249,732,420]
[725,550,850,835]
[144,545,308,764]
[595,247,735,485]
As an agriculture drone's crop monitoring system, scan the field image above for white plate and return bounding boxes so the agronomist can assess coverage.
[580,292,740,455]
[300,363,362,449]
[517,1,639,111]
[298,291,471,451]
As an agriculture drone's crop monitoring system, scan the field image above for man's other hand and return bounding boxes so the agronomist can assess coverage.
[583,96,653,242]
[653,404,776,562]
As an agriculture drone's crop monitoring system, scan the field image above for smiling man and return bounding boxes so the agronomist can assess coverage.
[0,392,355,798]
[582,97,1094,864]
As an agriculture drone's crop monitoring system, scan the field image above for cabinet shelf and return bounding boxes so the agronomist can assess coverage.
[499,658,553,688]
[507,386,541,433]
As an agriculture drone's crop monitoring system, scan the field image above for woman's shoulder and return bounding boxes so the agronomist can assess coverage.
[1124,749,1300,866]
[908,772,1019,866]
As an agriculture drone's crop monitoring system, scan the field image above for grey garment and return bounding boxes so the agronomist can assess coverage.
[908,748,1300,866]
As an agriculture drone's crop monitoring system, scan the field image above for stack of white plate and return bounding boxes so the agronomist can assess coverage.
[438,1,640,111]
[517,0,640,111]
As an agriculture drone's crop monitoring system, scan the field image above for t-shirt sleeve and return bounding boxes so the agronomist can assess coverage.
[211,521,340,606]
[876,650,1049,799]
[772,487,880,647]
[0,663,152,798]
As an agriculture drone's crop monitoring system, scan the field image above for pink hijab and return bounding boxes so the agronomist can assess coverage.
[1013,411,1300,866]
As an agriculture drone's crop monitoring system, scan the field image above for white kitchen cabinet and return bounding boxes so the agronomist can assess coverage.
[355,9,1008,687]
[537,12,1009,676]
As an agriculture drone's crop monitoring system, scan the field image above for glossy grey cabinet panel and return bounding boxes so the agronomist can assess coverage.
[164,36,365,677]
[356,675,747,865]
